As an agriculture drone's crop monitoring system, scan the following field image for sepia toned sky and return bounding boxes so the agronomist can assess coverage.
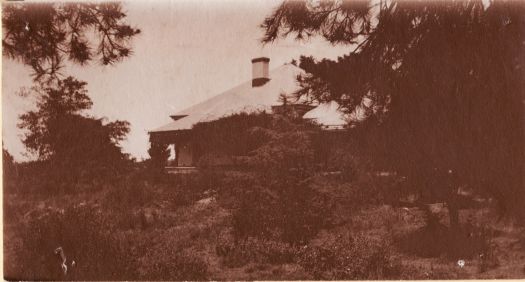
[2,0,351,161]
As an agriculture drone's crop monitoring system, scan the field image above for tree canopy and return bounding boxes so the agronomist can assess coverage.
[4,2,138,182]
[262,0,524,216]
[2,2,140,81]
[18,77,130,181]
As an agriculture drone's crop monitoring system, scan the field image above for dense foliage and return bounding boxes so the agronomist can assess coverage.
[262,0,525,219]
[4,2,138,190]
[190,112,275,166]
[2,2,140,81]
[17,76,130,186]
[7,206,137,281]
[147,142,170,176]
[3,148,17,193]
[190,112,351,171]
[5,111,514,280]
[297,233,401,280]
[190,113,336,243]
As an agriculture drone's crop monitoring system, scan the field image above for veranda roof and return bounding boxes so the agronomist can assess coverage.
[302,100,349,129]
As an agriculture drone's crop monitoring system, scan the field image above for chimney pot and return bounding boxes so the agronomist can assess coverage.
[252,57,270,87]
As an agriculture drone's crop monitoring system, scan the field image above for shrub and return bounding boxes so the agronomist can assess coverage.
[3,148,18,194]
[8,206,136,280]
[397,220,495,260]
[160,171,220,207]
[297,233,403,280]
[228,172,332,244]
[216,232,298,268]
[104,175,153,211]
[231,185,281,240]
[277,179,332,243]
[138,248,208,280]
[134,222,210,280]
[10,159,133,196]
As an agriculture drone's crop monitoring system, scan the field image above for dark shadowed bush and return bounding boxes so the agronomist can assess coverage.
[298,233,403,280]
[3,148,18,194]
[216,235,298,268]
[231,184,280,240]
[161,171,221,207]
[225,172,332,244]
[277,177,333,243]
[9,206,136,281]
[138,248,208,280]
[191,112,275,163]
[397,221,495,261]
[146,142,170,178]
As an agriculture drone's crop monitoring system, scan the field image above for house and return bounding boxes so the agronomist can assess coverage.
[149,57,348,170]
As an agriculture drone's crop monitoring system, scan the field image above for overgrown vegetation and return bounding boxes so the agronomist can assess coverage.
[4,0,525,279]
[297,233,402,280]
[4,112,524,280]
[7,206,137,280]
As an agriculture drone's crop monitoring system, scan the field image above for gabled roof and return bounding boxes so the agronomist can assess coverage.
[151,64,306,132]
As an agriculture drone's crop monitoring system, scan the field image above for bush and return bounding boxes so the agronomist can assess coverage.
[297,233,403,280]
[9,159,133,196]
[228,172,332,244]
[397,221,495,261]
[277,179,332,243]
[133,221,210,280]
[231,184,281,240]
[7,206,136,280]
[104,174,154,211]
[3,148,18,194]
[103,169,218,213]
[138,248,208,280]
[162,171,219,207]
[216,234,298,268]
[147,142,169,177]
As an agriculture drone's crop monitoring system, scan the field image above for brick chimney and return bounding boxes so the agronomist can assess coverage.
[251,57,270,87]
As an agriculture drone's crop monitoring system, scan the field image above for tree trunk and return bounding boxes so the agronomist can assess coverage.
[446,172,460,230]
[447,186,460,230]
[448,199,459,230]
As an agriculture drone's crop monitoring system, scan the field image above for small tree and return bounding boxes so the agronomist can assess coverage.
[3,147,15,173]
[147,142,169,176]
[18,76,130,185]
[192,113,331,243]
[3,147,17,193]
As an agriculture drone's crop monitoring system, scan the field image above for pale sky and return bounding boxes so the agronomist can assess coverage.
[2,0,351,162]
